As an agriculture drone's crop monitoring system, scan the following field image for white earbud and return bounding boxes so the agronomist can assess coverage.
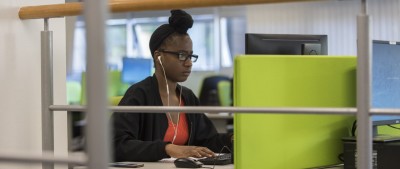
[158,56,162,65]
[158,55,169,95]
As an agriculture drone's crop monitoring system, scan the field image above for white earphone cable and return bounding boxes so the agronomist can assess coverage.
[158,56,181,144]
[172,85,183,143]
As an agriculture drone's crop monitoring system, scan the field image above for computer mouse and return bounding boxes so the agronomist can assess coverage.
[174,158,203,168]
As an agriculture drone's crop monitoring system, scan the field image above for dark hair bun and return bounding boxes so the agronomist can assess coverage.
[149,9,193,56]
[169,9,193,34]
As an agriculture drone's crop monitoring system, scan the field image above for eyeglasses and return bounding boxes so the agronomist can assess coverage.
[158,49,198,62]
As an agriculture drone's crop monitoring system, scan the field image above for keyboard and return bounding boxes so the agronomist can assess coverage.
[373,135,400,142]
[342,135,400,143]
[198,153,232,165]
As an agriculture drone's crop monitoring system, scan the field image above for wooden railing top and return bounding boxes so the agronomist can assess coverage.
[19,0,318,20]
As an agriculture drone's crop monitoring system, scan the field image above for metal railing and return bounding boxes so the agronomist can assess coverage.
[18,0,321,20]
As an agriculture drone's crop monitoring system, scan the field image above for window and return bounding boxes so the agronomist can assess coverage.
[127,15,216,71]
[107,21,127,70]
[69,9,245,78]
[220,16,246,67]
[71,19,128,73]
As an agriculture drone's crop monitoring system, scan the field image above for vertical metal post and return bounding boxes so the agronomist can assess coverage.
[83,0,110,169]
[41,18,54,169]
[213,8,221,69]
[356,0,372,168]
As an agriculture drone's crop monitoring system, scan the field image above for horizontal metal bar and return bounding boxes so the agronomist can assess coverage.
[0,151,86,165]
[50,105,357,115]
[370,109,400,115]
[51,105,400,115]
[50,105,83,111]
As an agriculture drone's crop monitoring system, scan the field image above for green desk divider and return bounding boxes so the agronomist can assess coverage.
[81,70,126,105]
[234,55,356,169]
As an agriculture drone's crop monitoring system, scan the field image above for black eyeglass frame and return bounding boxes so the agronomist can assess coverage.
[158,49,198,62]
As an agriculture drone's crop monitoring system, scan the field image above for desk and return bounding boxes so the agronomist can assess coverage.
[74,162,345,169]
[74,161,234,169]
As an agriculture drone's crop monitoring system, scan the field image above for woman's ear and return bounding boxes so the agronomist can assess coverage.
[154,51,160,57]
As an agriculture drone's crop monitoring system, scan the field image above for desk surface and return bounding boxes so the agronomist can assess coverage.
[74,161,234,169]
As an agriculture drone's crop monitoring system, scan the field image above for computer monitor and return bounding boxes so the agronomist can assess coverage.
[121,57,153,84]
[372,40,400,136]
[245,33,328,55]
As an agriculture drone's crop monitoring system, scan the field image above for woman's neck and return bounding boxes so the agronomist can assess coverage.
[155,71,177,97]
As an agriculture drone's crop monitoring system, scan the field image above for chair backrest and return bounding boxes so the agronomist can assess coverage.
[199,75,231,106]
[217,80,232,106]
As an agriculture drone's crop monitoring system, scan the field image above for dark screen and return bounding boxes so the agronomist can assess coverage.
[245,34,328,55]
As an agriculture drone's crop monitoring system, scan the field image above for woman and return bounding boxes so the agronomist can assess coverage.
[112,9,232,162]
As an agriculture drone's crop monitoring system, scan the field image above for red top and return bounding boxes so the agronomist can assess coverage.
[164,101,189,145]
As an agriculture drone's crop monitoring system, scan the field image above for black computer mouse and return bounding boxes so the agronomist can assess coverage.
[174,158,203,168]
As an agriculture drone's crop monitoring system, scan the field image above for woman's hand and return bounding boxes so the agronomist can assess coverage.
[165,144,215,158]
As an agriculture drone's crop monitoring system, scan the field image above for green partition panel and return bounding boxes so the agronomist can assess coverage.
[67,81,82,105]
[81,70,124,105]
[234,55,357,169]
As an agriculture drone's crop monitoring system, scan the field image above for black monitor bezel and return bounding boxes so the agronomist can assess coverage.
[245,33,328,55]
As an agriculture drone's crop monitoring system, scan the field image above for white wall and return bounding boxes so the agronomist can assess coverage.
[0,1,67,169]
[369,0,400,41]
[246,0,400,55]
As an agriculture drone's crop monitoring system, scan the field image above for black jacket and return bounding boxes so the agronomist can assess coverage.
[112,75,232,162]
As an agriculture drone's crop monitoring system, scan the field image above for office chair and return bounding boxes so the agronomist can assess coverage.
[199,75,231,106]
[217,80,232,107]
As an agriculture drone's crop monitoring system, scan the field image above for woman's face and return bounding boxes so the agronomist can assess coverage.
[157,34,193,83]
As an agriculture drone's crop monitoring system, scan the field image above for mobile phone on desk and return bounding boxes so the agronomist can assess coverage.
[110,162,144,168]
